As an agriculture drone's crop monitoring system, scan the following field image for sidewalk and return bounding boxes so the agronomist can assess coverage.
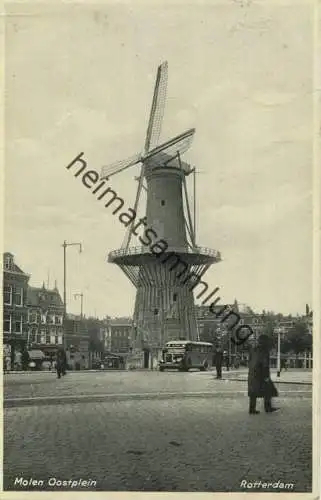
[4,368,313,384]
[222,368,312,385]
[3,368,130,375]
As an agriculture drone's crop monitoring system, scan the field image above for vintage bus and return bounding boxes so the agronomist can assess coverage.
[159,340,214,372]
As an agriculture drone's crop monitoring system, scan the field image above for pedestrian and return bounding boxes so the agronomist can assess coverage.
[56,347,67,379]
[214,347,223,379]
[224,352,230,372]
[248,334,279,415]
[280,358,288,372]
[61,348,67,376]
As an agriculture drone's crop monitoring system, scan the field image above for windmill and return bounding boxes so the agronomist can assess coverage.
[101,61,196,250]
[101,61,221,367]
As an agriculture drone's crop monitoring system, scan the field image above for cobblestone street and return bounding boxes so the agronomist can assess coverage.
[4,369,312,400]
[4,371,312,492]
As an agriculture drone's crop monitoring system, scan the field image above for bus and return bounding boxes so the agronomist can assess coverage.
[159,340,214,372]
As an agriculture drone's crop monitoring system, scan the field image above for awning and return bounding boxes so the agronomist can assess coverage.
[28,350,45,360]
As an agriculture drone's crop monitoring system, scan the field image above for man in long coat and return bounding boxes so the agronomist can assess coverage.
[56,347,67,379]
[214,347,223,379]
[248,334,279,414]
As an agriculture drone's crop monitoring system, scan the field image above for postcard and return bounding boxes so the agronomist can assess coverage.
[2,1,319,498]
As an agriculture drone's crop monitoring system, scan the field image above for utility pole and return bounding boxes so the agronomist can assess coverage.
[62,241,82,349]
[274,326,283,378]
[74,293,84,319]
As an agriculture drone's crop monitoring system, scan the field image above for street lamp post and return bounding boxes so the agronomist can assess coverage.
[62,241,82,349]
[74,292,84,319]
[275,326,283,378]
[228,333,231,370]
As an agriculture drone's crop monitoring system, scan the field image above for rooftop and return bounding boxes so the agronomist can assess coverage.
[3,252,29,276]
[27,285,63,309]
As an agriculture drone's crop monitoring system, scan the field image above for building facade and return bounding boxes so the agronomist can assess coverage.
[105,317,132,354]
[85,316,108,368]
[26,283,64,357]
[3,252,30,369]
[64,314,90,369]
[195,302,242,345]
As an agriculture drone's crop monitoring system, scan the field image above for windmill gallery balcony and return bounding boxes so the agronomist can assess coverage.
[108,246,221,266]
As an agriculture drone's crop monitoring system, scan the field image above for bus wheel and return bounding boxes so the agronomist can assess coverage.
[200,362,208,372]
[159,366,164,372]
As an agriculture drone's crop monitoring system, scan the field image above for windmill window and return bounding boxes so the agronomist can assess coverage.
[161,200,165,206]
[173,293,177,302]
[154,308,159,315]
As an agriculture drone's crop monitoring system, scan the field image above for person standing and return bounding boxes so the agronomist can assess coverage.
[214,347,223,379]
[281,358,288,372]
[224,351,230,372]
[248,334,279,414]
[56,347,67,379]
[21,349,30,371]
[61,348,67,376]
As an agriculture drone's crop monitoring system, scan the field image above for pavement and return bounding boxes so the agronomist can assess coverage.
[5,366,312,381]
[3,370,313,492]
[214,368,313,385]
[3,369,312,405]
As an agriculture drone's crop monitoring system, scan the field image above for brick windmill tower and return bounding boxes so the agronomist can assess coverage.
[101,62,221,367]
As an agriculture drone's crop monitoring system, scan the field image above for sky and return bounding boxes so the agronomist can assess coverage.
[5,1,314,318]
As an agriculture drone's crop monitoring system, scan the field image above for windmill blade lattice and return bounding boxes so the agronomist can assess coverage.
[121,166,146,251]
[122,62,168,250]
[146,128,195,163]
[101,153,141,180]
[144,61,168,154]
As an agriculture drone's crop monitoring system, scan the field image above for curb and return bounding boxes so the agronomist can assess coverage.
[4,389,312,408]
[3,369,129,374]
[3,369,153,375]
[224,377,312,386]
[4,371,312,384]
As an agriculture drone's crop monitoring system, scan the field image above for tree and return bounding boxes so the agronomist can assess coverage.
[286,321,312,356]
[280,336,292,354]
[261,313,278,347]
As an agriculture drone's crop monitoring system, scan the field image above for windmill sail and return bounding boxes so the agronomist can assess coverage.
[146,128,195,162]
[144,61,168,154]
[100,153,141,180]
